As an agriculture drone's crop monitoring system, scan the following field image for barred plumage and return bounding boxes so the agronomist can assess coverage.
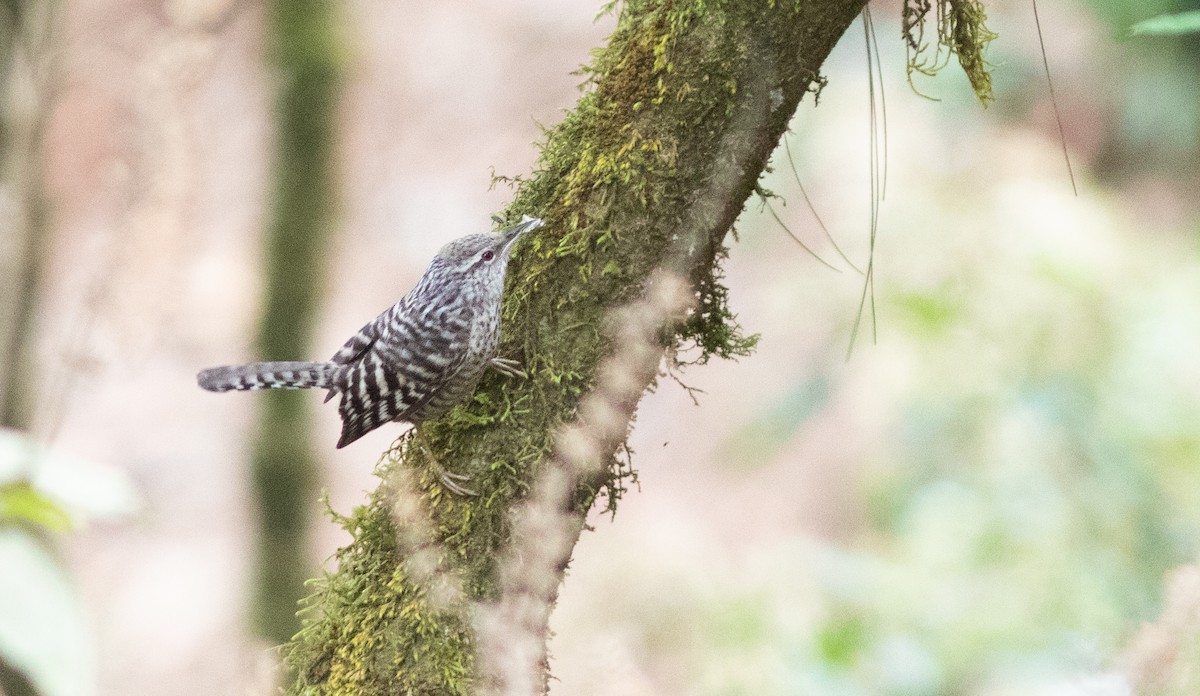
[198,216,541,450]
[197,361,338,392]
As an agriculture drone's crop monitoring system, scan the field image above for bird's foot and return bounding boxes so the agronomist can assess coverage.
[437,469,477,497]
[490,356,526,379]
[415,428,477,497]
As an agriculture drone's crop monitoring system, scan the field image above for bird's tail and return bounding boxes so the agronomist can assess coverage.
[197,361,339,393]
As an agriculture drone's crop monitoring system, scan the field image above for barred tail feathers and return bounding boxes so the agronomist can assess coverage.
[197,361,340,393]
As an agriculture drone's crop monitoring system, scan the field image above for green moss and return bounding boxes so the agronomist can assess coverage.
[902,0,998,105]
[677,241,760,364]
[287,458,479,694]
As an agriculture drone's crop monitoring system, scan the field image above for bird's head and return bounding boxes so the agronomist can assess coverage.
[419,216,542,301]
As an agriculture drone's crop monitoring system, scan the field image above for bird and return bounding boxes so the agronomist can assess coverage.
[197,215,542,493]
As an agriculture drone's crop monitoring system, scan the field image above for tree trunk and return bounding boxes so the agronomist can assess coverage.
[284,0,869,693]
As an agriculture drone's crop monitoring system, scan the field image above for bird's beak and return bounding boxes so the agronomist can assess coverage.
[500,215,543,250]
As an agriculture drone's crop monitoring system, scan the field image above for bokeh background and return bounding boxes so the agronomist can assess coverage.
[2,0,1199,694]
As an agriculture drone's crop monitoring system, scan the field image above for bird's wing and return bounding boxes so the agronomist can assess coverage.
[334,305,474,448]
[329,319,381,365]
[323,314,385,403]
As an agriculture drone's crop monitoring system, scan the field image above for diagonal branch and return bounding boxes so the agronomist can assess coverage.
[284,1,870,693]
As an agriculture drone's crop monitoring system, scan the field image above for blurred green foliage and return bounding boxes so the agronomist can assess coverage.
[1,482,70,532]
[1131,11,1200,35]
[0,429,139,696]
[556,2,1200,692]
[722,377,832,470]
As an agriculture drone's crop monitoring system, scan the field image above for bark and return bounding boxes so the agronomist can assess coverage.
[284,0,870,693]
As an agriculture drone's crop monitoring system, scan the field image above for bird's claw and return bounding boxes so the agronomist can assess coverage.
[490,357,526,379]
[438,469,477,497]
[415,428,478,497]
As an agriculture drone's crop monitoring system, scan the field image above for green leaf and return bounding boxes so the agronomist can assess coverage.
[1130,11,1200,36]
[0,482,72,532]
[0,528,95,696]
[0,428,140,526]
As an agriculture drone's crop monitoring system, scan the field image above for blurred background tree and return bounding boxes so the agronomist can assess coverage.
[0,0,53,432]
[250,0,341,647]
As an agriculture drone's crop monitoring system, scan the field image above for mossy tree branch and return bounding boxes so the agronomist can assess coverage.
[285,1,871,693]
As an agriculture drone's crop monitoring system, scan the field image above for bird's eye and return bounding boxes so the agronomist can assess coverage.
[481,250,495,261]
